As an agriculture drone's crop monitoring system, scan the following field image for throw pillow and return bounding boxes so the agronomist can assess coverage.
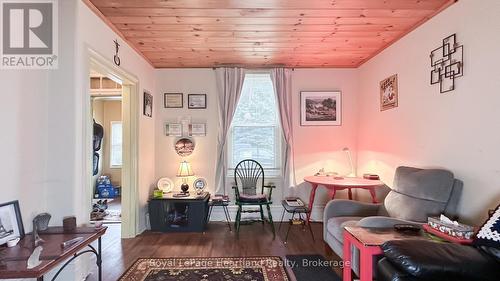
[474,204,500,248]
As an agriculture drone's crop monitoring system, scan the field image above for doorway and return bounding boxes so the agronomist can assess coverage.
[85,49,139,239]
[90,71,123,224]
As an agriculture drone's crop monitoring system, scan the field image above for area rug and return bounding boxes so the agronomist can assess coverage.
[285,255,342,281]
[119,256,290,281]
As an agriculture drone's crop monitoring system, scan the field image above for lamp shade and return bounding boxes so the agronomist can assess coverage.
[176,161,194,177]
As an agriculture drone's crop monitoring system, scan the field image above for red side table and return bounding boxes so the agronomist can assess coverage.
[343,226,429,281]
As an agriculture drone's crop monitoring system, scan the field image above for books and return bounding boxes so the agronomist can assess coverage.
[285,197,304,207]
[211,195,229,202]
[363,174,380,180]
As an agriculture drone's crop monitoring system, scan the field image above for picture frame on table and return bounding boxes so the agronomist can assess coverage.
[143,91,153,117]
[188,94,207,109]
[0,200,25,246]
[300,91,341,126]
[164,93,183,108]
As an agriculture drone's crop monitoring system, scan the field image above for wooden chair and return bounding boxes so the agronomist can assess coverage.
[232,159,276,238]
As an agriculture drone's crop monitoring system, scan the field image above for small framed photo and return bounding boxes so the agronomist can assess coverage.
[189,123,206,136]
[380,74,398,111]
[164,93,183,108]
[165,123,182,136]
[0,200,25,246]
[188,94,207,109]
[143,91,153,117]
[300,91,341,126]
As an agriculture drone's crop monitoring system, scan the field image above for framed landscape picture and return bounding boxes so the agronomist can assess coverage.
[380,74,398,111]
[300,91,341,126]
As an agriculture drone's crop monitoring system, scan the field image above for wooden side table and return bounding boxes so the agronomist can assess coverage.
[207,199,232,232]
[278,199,314,244]
[343,226,428,281]
[0,226,107,281]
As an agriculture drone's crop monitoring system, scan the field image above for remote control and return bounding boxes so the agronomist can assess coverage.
[394,224,421,232]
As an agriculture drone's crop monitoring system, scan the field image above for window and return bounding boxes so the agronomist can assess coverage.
[110,121,122,168]
[228,73,282,175]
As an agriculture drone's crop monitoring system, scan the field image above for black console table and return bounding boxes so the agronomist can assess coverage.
[148,192,210,232]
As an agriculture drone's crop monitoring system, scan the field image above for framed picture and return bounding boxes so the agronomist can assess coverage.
[165,123,182,136]
[143,91,153,117]
[0,200,25,246]
[164,93,183,108]
[188,94,207,109]
[380,74,398,111]
[189,123,206,136]
[300,91,341,126]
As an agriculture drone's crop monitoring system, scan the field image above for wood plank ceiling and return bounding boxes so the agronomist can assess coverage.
[86,0,456,68]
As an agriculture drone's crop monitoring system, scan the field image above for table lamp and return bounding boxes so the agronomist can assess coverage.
[177,160,194,193]
[343,147,356,177]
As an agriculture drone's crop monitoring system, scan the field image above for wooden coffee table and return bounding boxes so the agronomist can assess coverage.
[343,226,428,281]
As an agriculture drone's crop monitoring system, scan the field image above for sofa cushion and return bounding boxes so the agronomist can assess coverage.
[239,194,267,203]
[474,204,500,249]
[385,166,455,222]
[392,166,454,202]
[326,216,362,242]
[378,257,420,281]
[384,192,447,222]
[381,240,500,281]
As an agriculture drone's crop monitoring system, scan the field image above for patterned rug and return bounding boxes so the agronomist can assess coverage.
[119,257,290,281]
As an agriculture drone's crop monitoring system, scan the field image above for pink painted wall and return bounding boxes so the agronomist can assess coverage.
[356,0,500,223]
[291,69,360,220]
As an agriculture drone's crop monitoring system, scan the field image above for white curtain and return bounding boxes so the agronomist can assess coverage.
[215,67,246,194]
[270,68,296,190]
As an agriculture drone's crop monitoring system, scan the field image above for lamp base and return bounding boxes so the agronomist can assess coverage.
[181,183,190,194]
[345,173,356,178]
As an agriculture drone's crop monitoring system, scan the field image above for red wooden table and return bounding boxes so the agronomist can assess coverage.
[343,226,428,281]
[303,176,383,224]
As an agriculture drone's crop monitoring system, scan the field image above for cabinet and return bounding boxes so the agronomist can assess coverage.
[148,192,210,232]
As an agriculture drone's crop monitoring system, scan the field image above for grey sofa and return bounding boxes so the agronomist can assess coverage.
[323,166,463,259]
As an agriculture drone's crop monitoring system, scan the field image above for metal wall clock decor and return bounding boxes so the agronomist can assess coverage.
[430,34,464,93]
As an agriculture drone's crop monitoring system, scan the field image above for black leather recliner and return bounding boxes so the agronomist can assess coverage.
[378,240,500,281]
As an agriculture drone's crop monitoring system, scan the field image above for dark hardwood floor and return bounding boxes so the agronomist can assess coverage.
[86,222,342,281]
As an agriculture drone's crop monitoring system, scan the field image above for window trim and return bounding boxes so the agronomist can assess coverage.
[109,121,123,169]
[226,73,282,176]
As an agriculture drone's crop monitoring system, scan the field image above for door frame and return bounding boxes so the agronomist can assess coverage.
[84,48,139,238]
